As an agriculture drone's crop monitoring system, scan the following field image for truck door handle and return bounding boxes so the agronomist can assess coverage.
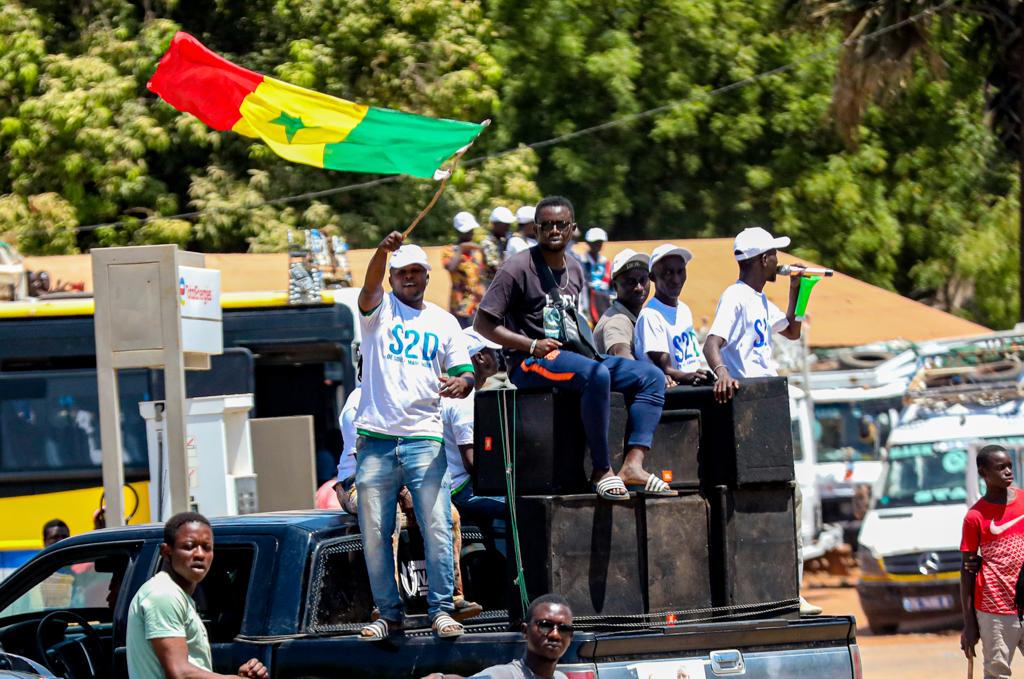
[710,649,745,675]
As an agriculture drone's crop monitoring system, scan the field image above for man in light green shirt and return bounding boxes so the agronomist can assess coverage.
[126,512,267,678]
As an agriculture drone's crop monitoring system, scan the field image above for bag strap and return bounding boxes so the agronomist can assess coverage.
[530,246,565,303]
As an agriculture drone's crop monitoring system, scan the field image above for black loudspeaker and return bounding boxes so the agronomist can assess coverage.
[709,484,799,615]
[643,494,712,613]
[663,377,795,487]
[610,408,701,489]
[475,389,628,496]
[510,495,644,621]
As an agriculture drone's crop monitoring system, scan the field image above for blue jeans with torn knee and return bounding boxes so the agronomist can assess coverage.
[355,435,455,621]
[509,351,665,473]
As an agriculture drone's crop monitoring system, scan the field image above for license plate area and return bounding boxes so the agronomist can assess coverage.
[901,594,955,612]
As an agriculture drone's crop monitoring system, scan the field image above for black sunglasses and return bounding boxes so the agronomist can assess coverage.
[534,619,574,635]
[538,220,575,233]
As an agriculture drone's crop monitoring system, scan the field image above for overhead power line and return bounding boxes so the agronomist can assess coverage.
[73,0,957,234]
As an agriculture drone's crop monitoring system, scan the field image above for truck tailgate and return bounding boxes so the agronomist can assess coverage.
[577,616,857,679]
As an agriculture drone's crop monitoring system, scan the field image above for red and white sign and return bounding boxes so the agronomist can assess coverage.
[178,266,222,354]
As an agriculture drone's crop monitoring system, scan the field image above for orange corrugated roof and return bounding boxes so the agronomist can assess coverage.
[23,238,987,347]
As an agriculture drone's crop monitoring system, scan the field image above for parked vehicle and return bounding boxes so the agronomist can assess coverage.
[856,336,1024,634]
[0,512,863,679]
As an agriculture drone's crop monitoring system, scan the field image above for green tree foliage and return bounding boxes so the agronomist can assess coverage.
[0,0,1018,328]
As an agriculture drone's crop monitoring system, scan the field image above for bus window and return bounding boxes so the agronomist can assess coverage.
[0,369,150,474]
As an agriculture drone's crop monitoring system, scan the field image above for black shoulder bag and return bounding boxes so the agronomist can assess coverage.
[531,247,599,360]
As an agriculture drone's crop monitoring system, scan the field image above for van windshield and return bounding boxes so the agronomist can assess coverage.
[879,436,1024,508]
[814,397,902,463]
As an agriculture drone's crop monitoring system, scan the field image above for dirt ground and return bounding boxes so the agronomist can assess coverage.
[801,570,1020,679]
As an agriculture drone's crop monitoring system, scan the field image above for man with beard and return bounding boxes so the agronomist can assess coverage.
[354,233,475,640]
[474,196,672,500]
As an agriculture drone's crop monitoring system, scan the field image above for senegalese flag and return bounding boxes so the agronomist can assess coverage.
[147,32,486,179]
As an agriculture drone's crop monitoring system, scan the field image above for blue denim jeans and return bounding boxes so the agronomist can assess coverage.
[509,351,665,472]
[355,436,454,621]
[452,482,507,556]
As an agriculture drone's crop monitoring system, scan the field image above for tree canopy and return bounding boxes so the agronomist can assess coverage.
[0,0,1018,327]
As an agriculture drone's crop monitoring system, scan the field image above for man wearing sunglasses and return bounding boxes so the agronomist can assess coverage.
[475,196,670,501]
[424,594,574,679]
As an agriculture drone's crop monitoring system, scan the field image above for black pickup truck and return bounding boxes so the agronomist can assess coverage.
[0,511,861,679]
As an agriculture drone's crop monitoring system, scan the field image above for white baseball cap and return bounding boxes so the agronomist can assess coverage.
[489,206,514,224]
[584,227,608,243]
[611,249,650,279]
[389,244,431,271]
[649,243,693,270]
[733,226,790,261]
[516,205,536,224]
[463,327,501,356]
[453,211,479,234]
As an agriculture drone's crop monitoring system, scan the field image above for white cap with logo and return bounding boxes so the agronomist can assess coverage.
[733,226,790,261]
[649,243,693,270]
[389,244,432,271]
[611,249,650,279]
[489,206,515,224]
[516,205,536,224]
[584,227,608,243]
[453,211,479,234]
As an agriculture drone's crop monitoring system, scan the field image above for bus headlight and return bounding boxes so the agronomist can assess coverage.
[857,548,886,577]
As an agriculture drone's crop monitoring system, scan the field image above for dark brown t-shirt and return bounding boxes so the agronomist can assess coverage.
[478,246,586,353]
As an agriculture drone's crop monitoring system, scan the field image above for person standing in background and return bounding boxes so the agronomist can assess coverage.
[581,228,611,326]
[443,212,486,328]
[481,206,514,287]
[506,206,538,256]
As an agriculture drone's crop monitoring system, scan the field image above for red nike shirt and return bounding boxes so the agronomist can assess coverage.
[961,488,1024,615]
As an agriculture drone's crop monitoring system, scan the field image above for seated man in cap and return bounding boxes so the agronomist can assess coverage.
[444,211,485,328]
[354,231,475,640]
[506,206,538,256]
[593,249,650,359]
[482,206,515,287]
[475,196,673,501]
[635,244,713,386]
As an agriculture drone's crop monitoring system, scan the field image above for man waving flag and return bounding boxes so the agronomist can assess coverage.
[148,32,486,179]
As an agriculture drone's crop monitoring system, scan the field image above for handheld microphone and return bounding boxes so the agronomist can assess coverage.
[777,264,834,277]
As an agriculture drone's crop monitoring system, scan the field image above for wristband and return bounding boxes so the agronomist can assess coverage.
[529,339,538,357]
[713,365,729,375]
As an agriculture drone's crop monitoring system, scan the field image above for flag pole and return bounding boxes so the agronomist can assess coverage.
[402,121,489,239]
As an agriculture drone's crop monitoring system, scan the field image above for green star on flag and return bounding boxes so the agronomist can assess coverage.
[269,111,313,143]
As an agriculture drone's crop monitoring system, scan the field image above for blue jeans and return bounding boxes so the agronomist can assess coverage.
[510,351,665,473]
[355,436,454,621]
[452,482,507,556]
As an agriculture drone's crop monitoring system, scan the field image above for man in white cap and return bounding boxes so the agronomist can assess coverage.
[581,227,612,325]
[702,226,819,617]
[481,206,515,287]
[506,205,538,256]
[593,249,650,358]
[354,230,475,640]
[444,211,485,328]
[635,244,713,386]
[703,226,803,400]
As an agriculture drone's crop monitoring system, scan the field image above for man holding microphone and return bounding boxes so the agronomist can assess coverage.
[702,225,822,616]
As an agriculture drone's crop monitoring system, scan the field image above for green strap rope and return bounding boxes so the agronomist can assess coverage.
[497,388,529,614]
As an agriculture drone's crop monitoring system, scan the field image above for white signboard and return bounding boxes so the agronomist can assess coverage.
[178,265,222,354]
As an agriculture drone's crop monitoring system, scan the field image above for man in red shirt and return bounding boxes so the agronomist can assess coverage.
[962,444,1024,677]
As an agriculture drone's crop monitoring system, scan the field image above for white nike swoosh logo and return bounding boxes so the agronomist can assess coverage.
[990,515,1024,535]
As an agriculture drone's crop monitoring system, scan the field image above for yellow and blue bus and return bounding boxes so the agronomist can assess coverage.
[0,292,357,577]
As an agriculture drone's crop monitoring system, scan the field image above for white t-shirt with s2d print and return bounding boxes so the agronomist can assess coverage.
[634,297,702,372]
[355,292,472,441]
[707,281,788,378]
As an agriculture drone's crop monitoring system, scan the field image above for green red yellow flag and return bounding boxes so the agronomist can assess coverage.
[147,32,486,179]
